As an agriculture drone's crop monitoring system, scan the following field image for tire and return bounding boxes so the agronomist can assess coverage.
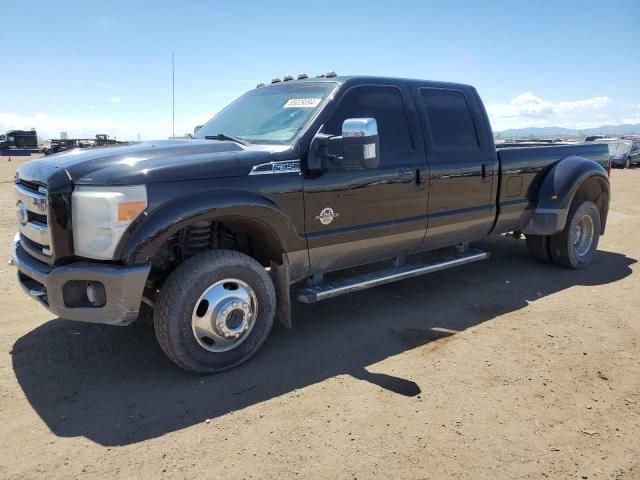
[549,200,601,269]
[154,250,276,374]
[625,157,630,169]
[526,234,552,263]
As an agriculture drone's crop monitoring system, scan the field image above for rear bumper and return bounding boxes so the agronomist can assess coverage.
[10,234,150,326]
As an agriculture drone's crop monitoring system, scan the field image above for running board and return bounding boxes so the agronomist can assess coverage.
[297,248,489,303]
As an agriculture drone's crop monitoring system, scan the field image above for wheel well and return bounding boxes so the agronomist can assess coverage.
[572,176,609,234]
[217,216,285,266]
[146,216,286,290]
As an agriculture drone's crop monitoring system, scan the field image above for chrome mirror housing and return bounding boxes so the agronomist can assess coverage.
[342,118,378,138]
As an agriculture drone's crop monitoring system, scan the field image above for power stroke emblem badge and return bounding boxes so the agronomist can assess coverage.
[315,207,339,225]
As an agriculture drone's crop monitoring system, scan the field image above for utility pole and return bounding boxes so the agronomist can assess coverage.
[172,53,175,138]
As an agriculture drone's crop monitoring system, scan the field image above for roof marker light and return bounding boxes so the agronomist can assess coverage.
[271,77,281,84]
[326,70,337,78]
[256,82,265,88]
[298,73,308,80]
[283,75,293,81]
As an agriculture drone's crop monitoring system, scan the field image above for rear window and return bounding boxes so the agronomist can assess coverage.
[420,89,479,150]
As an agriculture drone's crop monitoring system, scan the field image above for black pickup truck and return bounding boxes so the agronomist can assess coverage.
[11,74,611,373]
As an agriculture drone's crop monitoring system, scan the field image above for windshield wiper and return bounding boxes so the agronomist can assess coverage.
[204,133,248,146]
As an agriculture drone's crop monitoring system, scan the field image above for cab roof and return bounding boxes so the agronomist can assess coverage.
[257,75,474,92]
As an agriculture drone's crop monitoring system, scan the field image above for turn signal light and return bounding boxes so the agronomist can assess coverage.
[118,201,146,221]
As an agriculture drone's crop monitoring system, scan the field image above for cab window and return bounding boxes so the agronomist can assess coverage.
[419,88,479,151]
[324,85,413,156]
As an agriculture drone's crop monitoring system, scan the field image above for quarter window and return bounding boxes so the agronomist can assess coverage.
[420,89,479,150]
[324,85,413,156]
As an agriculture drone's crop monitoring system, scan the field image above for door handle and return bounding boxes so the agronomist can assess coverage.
[398,167,414,178]
[481,163,491,183]
[398,167,425,190]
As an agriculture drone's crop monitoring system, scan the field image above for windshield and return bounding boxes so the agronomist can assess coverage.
[609,141,632,155]
[194,82,336,145]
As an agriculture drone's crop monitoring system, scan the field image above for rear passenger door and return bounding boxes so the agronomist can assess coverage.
[415,87,498,249]
[303,84,428,274]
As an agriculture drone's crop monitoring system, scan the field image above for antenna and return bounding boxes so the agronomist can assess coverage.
[172,53,175,138]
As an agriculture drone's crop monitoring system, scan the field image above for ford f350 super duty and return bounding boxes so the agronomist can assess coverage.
[11,74,611,373]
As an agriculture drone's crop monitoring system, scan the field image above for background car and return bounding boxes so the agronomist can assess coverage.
[585,135,617,142]
[609,140,640,168]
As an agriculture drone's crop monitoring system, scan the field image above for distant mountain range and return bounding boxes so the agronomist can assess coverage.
[496,123,640,138]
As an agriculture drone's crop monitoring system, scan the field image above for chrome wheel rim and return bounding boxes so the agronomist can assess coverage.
[191,278,258,353]
[573,214,595,257]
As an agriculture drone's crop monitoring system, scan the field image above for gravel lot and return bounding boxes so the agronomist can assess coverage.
[0,154,638,479]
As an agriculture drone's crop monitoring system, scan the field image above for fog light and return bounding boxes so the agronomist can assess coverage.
[86,281,106,306]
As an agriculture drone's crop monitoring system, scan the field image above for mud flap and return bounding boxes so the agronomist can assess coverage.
[270,255,292,329]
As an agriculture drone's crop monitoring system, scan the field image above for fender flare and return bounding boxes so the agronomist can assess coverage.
[115,189,307,271]
[523,156,609,236]
[115,189,305,329]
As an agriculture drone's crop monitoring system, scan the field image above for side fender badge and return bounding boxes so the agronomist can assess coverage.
[315,207,339,225]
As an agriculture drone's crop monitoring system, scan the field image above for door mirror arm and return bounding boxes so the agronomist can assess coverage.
[307,133,335,172]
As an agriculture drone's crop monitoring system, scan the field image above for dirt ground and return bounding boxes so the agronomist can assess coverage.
[0,154,638,480]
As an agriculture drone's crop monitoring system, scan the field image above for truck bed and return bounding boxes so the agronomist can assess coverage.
[493,143,609,234]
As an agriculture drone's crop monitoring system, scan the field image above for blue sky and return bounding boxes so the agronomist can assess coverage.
[1,0,639,139]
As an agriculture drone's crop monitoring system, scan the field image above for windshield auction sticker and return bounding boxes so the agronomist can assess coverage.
[283,98,321,108]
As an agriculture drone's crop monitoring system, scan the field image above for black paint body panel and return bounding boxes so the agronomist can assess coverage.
[494,143,609,234]
[117,174,309,282]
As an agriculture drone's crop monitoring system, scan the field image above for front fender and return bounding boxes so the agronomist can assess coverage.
[523,156,609,235]
[115,189,307,268]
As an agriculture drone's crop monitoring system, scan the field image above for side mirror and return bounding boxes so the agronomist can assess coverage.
[307,118,380,172]
[341,118,380,170]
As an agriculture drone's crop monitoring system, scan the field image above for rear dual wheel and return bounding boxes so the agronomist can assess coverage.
[154,250,276,374]
[526,199,600,269]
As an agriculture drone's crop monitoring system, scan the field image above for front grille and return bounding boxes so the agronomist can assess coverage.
[20,233,49,256]
[15,180,53,260]
[17,179,47,195]
[29,212,47,224]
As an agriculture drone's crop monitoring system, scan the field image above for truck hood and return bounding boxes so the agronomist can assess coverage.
[35,139,280,185]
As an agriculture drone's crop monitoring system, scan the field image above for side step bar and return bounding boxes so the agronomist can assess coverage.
[297,248,489,303]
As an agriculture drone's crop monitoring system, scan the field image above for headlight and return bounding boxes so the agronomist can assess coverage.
[72,185,147,260]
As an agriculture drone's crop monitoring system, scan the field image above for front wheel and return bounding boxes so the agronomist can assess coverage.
[549,200,601,269]
[154,250,276,374]
[625,157,631,169]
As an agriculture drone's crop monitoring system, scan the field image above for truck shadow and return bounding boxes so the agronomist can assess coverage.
[11,236,636,446]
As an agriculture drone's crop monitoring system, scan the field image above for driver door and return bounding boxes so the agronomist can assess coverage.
[303,84,429,274]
